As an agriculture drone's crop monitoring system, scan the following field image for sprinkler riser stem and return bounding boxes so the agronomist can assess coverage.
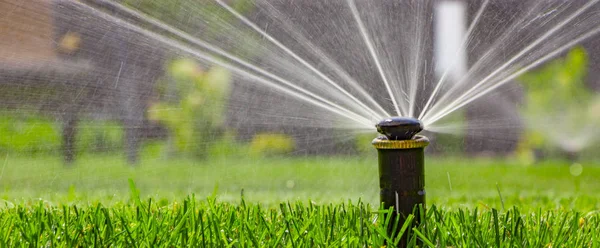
[372,134,429,248]
[377,147,425,217]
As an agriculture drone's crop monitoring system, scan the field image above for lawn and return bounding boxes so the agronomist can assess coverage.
[5,195,599,247]
[1,153,599,246]
[1,153,599,211]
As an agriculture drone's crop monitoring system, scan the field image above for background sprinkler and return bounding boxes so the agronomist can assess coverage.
[373,117,429,247]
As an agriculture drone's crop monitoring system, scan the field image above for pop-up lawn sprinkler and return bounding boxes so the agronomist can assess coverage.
[373,117,429,246]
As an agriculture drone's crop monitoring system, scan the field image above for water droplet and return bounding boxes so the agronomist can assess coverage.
[570,163,583,176]
[286,180,295,189]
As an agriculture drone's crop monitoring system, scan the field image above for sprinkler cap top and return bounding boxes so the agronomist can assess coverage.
[376,117,423,140]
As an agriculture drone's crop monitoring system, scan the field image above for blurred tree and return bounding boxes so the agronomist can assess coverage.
[518,47,600,163]
[121,0,255,158]
[148,59,232,158]
[249,133,295,157]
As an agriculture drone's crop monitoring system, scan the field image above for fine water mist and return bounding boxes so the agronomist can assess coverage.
[86,1,600,131]
[1,0,600,203]
[4,0,600,133]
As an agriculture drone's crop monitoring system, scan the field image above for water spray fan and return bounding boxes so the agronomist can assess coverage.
[373,117,429,246]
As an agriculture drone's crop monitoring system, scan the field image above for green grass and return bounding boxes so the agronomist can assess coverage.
[0,153,599,210]
[1,154,599,246]
[2,195,599,247]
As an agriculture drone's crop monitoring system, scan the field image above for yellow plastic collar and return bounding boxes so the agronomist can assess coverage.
[372,135,429,149]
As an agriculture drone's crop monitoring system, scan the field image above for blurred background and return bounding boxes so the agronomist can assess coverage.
[0,0,599,207]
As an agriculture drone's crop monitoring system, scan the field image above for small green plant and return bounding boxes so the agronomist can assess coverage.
[206,131,248,159]
[0,111,60,154]
[248,133,295,157]
[0,111,124,155]
[518,47,600,162]
[77,120,124,153]
[148,59,232,158]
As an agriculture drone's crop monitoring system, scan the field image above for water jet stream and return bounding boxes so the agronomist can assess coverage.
[258,1,392,120]
[347,0,403,117]
[76,0,375,129]
[66,1,600,133]
[406,0,430,118]
[421,0,600,126]
[418,0,489,120]
[422,23,600,127]
[215,0,388,120]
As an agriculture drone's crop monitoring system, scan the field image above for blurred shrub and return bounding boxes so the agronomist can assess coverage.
[121,0,253,40]
[208,132,249,159]
[0,111,124,155]
[140,141,166,159]
[249,133,295,157]
[518,47,600,162]
[77,121,124,153]
[0,111,59,154]
[148,59,232,158]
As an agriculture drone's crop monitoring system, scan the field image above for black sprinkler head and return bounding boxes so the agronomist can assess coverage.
[376,117,423,140]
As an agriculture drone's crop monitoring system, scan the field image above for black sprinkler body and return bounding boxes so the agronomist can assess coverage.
[376,117,423,140]
[373,117,428,247]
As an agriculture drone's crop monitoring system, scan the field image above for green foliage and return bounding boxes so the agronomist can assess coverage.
[518,47,600,161]
[249,133,295,157]
[0,111,60,154]
[520,47,592,114]
[77,121,124,153]
[148,59,232,158]
[121,0,261,61]
[206,132,248,159]
[0,111,123,154]
[121,0,254,40]
[121,0,253,23]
